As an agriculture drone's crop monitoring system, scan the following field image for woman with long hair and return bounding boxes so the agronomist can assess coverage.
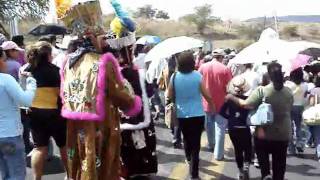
[23,41,68,180]
[227,62,293,180]
[0,47,36,180]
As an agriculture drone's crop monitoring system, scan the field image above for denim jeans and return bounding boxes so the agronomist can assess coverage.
[0,136,26,180]
[171,126,182,145]
[205,113,228,160]
[309,125,320,158]
[288,106,304,154]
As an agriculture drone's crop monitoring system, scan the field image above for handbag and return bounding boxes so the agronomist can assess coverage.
[165,73,177,129]
[303,95,320,125]
[247,87,274,126]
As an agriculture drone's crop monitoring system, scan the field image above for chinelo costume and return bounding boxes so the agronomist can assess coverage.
[56,0,142,179]
[105,0,158,178]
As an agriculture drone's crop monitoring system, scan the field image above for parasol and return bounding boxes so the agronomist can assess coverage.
[28,24,68,36]
[136,35,161,45]
[291,54,312,72]
[145,36,203,82]
[299,48,320,60]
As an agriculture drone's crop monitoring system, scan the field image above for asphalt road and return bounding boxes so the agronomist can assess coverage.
[26,120,320,180]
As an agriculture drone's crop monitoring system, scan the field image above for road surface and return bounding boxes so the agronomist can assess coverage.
[26,120,320,180]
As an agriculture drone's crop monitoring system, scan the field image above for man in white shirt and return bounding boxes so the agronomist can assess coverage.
[241,64,260,96]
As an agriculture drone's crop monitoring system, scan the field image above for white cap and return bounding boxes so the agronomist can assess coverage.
[212,48,225,57]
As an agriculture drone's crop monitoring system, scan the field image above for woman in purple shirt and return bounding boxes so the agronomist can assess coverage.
[0,41,23,80]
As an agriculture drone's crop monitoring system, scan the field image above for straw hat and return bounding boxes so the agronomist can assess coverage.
[212,48,225,57]
[227,75,251,95]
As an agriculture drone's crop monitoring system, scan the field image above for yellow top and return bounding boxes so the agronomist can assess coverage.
[32,87,60,109]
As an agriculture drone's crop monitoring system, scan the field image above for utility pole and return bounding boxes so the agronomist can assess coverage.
[273,10,279,33]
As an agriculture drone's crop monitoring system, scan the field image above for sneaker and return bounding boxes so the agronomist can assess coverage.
[206,146,214,152]
[237,171,244,180]
[296,146,304,153]
[243,163,250,180]
[263,175,272,180]
[253,159,260,168]
[214,157,224,161]
[190,177,201,180]
[173,142,182,149]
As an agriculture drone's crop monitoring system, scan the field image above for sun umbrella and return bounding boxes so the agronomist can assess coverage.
[300,48,320,60]
[28,24,69,36]
[145,36,203,83]
[229,39,320,72]
[136,35,161,45]
[291,54,312,72]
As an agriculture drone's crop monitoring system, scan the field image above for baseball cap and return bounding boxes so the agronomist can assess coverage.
[0,41,23,51]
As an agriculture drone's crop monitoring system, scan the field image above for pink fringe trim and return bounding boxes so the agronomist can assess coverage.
[123,95,143,117]
[60,53,124,121]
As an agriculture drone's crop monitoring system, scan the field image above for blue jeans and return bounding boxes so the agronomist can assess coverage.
[310,125,320,158]
[288,106,304,154]
[205,113,228,160]
[0,136,26,180]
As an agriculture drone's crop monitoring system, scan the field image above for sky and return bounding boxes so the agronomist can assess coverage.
[100,0,320,20]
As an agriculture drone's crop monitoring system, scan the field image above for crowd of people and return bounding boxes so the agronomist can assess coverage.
[1,2,320,180]
[1,29,320,180]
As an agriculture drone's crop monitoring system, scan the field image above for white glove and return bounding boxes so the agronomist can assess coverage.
[26,77,37,91]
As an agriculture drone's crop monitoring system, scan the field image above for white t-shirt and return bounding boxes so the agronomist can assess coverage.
[242,70,260,96]
[285,81,308,106]
[52,52,67,69]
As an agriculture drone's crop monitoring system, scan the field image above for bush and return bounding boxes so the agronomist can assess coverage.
[237,24,263,41]
[308,25,319,37]
[235,40,253,51]
[282,25,299,37]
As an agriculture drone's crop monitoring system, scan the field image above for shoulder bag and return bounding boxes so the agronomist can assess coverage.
[165,73,177,129]
[246,87,274,126]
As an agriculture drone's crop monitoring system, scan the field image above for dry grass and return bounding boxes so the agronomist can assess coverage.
[4,18,320,50]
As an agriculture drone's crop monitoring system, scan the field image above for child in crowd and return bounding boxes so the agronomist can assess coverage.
[221,76,252,180]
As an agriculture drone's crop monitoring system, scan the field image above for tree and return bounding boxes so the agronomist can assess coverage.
[134,5,157,19]
[0,0,48,38]
[0,0,48,21]
[180,4,216,35]
[155,10,170,20]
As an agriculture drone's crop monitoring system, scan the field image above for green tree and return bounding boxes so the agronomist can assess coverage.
[0,0,48,37]
[180,4,216,35]
[134,5,157,19]
[155,10,170,20]
[0,0,48,20]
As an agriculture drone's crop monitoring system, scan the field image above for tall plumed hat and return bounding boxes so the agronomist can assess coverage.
[55,0,103,34]
[105,0,136,50]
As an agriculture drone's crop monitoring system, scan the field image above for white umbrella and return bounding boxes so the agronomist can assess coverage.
[135,35,161,45]
[229,28,320,72]
[145,36,203,83]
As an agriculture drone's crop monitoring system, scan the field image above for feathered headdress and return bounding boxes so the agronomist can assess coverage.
[106,0,136,50]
